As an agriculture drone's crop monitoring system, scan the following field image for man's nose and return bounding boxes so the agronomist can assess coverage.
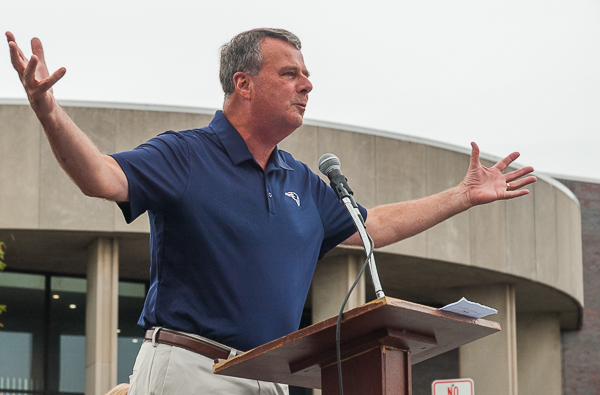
[298,75,313,94]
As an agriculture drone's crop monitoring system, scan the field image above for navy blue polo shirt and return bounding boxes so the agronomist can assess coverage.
[111,111,367,351]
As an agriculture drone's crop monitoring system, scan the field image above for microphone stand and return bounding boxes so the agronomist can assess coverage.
[330,176,386,395]
[339,194,385,299]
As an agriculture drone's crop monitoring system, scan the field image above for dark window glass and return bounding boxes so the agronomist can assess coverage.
[0,272,46,393]
[117,281,146,383]
[49,276,87,394]
[0,273,146,395]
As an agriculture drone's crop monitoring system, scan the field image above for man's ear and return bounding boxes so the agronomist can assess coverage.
[232,71,252,100]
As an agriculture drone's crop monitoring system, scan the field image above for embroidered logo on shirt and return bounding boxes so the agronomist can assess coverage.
[285,192,300,206]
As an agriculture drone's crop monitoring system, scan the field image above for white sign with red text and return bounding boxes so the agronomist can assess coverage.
[432,378,474,395]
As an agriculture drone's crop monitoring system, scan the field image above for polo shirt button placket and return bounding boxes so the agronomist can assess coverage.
[267,191,275,214]
[264,169,275,214]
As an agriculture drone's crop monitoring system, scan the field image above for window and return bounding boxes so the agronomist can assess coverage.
[0,272,146,395]
[0,272,45,394]
[117,282,146,383]
[49,276,87,394]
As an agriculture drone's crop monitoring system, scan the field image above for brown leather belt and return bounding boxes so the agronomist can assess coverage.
[144,328,233,361]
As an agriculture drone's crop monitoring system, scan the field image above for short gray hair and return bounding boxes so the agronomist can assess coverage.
[219,28,302,97]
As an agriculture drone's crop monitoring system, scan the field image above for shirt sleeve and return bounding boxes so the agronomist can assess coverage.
[110,131,191,223]
[312,172,368,259]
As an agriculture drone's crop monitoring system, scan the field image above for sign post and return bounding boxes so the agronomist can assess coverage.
[432,378,474,395]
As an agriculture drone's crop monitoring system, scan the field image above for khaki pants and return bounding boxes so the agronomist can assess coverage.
[128,341,289,395]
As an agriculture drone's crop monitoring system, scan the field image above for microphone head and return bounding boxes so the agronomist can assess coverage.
[318,153,341,176]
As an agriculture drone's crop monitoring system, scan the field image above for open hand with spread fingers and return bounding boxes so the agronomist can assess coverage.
[6,31,66,115]
[461,142,537,207]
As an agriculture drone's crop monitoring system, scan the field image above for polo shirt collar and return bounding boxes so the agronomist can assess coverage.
[211,111,293,171]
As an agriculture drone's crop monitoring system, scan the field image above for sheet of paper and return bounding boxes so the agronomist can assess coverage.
[440,297,498,318]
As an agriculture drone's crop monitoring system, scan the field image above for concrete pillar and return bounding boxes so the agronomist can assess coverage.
[311,253,366,323]
[516,313,561,395]
[85,238,119,395]
[310,253,366,395]
[459,284,518,395]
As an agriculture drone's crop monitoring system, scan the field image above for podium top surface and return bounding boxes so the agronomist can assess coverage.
[213,297,500,389]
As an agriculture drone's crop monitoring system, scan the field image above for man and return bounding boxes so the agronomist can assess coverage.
[7,28,536,394]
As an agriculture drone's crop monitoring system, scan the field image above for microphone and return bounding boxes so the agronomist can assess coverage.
[318,153,362,219]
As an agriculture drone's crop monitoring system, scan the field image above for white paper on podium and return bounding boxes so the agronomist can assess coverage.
[440,297,498,318]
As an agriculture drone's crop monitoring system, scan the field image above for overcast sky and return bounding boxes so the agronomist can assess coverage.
[2,0,599,181]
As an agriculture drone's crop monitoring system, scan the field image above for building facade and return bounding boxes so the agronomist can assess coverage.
[0,101,586,395]
[556,177,600,394]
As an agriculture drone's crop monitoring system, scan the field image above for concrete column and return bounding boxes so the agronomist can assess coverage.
[459,284,518,395]
[310,253,366,395]
[516,313,561,395]
[311,253,366,323]
[85,238,119,395]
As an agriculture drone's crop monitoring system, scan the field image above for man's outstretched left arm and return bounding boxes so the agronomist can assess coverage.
[343,142,537,248]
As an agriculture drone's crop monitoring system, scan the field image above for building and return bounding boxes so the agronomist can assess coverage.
[0,101,586,395]
[555,176,600,394]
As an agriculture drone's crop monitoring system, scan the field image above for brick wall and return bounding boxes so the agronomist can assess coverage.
[558,178,600,394]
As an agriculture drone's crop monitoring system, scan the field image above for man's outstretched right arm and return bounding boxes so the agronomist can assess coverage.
[6,32,128,202]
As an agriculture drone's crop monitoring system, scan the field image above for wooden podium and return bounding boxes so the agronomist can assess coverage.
[214,297,500,394]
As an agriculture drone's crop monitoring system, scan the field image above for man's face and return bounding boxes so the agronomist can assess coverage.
[248,38,313,134]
